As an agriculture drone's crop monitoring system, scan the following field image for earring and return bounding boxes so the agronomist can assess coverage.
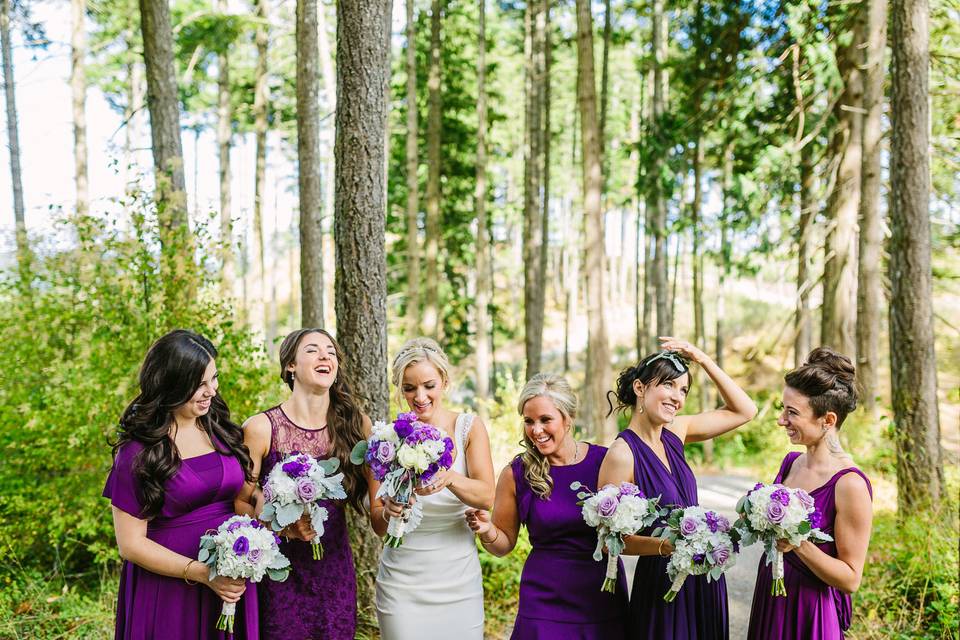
[638,395,645,415]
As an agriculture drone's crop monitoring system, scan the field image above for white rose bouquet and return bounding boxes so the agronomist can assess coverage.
[259,452,347,560]
[198,515,291,633]
[572,481,664,592]
[652,506,740,601]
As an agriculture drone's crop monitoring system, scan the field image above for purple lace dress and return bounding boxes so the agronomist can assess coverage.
[257,405,357,640]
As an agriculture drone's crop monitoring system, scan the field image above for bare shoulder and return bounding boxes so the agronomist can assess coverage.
[242,412,271,440]
[604,437,634,463]
[465,414,490,443]
[835,470,872,504]
[498,462,516,492]
[361,413,373,437]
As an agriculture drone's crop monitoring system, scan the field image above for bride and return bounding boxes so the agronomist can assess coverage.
[370,338,495,639]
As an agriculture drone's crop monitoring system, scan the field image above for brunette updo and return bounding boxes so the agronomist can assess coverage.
[784,347,858,428]
[607,351,692,416]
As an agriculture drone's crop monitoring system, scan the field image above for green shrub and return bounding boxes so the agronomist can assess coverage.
[480,527,531,637]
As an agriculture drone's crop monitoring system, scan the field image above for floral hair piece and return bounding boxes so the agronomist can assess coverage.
[644,350,689,373]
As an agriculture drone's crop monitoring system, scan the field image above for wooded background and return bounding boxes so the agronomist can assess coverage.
[0,0,956,637]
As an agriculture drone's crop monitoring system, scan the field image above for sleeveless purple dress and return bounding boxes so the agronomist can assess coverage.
[102,440,258,640]
[747,452,873,640]
[510,443,628,639]
[618,428,728,639]
[257,405,357,640]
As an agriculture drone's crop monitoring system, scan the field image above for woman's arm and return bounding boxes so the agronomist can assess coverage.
[466,464,521,557]
[780,473,873,593]
[362,415,395,538]
[416,416,496,511]
[659,337,757,444]
[234,413,270,517]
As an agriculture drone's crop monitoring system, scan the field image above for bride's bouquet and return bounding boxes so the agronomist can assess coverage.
[351,412,454,547]
[259,452,347,559]
[734,482,832,596]
[652,506,739,602]
[198,515,291,632]
[572,481,664,592]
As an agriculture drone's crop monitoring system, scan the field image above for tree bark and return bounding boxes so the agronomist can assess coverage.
[716,140,734,370]
[795,143,816,367]
[650,0,671,337]
[599,0,611,150]
[856,0,887,411]
[889,0,943,513]
[334,0,391,626]
[1,0,27,278]
[217,0,234,296]
[536,0,550,373]
[423,0,443,338]
[475,0,491,419]
[72,0,88,217]
[575,0,613,442]
[316,0,336,329]
[297,0,325,327]
[405,0,421,336]
[253,0,269,337]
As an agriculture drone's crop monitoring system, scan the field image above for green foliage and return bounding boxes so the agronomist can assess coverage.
[479,528,531,637]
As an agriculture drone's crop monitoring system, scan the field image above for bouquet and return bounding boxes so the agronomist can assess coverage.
[350,412,454,547]
[259,452,347,560]
[198,515,291,633]
[652,506,739,602]
[734,482,832,596]
[572,481,664,592]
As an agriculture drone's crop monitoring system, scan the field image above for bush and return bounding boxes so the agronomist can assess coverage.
[480,528,531,637]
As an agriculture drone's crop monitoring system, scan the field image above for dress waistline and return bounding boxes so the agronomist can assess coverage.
[148,501,236,532]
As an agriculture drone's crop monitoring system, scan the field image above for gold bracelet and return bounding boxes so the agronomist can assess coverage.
[182,559,198,585]
[481,528,501,546]
[658,538,667,557]
[381,508,390,524]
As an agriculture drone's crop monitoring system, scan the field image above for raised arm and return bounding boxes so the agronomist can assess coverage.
[466,463,521,557]
[659,337,757,444]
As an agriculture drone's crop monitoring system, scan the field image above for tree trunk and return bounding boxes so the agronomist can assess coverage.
[537,0,550,372]
[821,9,864,356]
[523,1,545,378]
[599,0,611,151]
[575,0,612,442]
[334,0,391,627]
[217,0,234,296]
[795,143,816,366]
[405,0,421,336]
[715,140,734,370]
[650,0,671,338]
[423,0,443,338]
[475,0,490,419]
[692,133,710,462]
[1,0,27,278]
[856,0,887,411]
[253,0,269,337]
[889,0,943,513]
[72,0,88,217]
[297,0,325,327]
[317,0,336,330]
[139,0,194,305]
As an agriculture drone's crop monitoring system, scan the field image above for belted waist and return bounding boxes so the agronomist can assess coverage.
[148,501,235,532]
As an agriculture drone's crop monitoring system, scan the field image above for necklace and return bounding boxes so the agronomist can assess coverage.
[568,440,580,465]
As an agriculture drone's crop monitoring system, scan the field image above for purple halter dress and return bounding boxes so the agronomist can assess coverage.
[747,452,872,640]
[256,405,357,640]
[510,443,628,639]
[617,427,728,639]
[102,440,258,640]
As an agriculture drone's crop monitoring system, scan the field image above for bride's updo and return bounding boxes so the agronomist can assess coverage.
[784,348,859,428]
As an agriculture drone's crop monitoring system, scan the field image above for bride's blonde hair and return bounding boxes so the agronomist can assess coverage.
[518,373,578,499]
[391,337,452,400]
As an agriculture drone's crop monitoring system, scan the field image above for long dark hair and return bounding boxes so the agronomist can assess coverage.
[607,350,693,416]
[278,328,368,512]
[785,347,858,428]
[112,330,252,519]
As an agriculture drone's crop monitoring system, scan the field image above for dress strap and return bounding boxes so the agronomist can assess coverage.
[455,413,475,452]
[829,467,874,500]
[774,452,802,483]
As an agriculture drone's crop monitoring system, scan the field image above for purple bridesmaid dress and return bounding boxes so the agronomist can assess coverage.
[747,452,872,640]
[618,428,728,639]
[257,405,357,640]
[102,440,258,640]
[510,443,628,639]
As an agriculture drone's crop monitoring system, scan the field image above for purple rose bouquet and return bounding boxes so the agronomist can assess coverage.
[652,506,740,602]
[350,412,454,547]
[259,452,347,559]
[198,515,291,632]
[734,482,832,596]
[571,481,664,592]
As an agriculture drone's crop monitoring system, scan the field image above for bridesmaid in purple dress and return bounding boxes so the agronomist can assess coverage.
[466,373,627,639]
[747,348,873,640]
[103,330,257,640]
[599,337,757,639]
[236,328,370,640]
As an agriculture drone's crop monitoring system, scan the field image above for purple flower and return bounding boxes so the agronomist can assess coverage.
[282,459,309,478]
[710,544,731,566]
[766,501,786,524]
[597,495,619,518]
[808,509,822,529]
[394,414,415,438]
[680,516,700,537]
[693,553,706,564]
[619,483,642,497]
[227,519,244,532]
[795,489,815,511]
[262,483,275,503]
[716,515,731,532]
[296,477,317,502]
[439,451,453,469]
[375,440,396,463]
[753,482,764,491]
[705,511,720,533]
[248,548,263,563]
[273,533,283,546]
[232,536,250,556]
[770,488,791,506]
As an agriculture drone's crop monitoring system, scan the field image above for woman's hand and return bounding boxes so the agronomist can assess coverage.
[659,336,708,365]
[280,513,316,542]
[465,509,493,537]
[416,469,457,497]
[204,574,247,603]
[776,538,799,554]
[382,495,415,520]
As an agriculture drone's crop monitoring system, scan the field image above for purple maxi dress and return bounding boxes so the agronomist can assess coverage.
[102,440,258,640]
[257,405,357,640]
[618,428,728,639]
[510,443,628,639]
[747,452,872,640]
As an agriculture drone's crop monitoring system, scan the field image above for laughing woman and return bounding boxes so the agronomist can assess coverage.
[747,348,873,640]
[598,337,757,639]
[103,330,257,639]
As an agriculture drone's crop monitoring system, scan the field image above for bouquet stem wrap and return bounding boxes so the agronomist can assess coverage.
[217,602,236,633]
[664,571,688,603]
[771,550,786,596]
[602,552,619,593]
[385,508,408,548]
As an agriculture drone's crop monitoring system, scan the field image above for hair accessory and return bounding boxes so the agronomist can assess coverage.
[644,351,689,373]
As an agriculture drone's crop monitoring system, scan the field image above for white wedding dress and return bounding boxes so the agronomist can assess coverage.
[375,413,485,639]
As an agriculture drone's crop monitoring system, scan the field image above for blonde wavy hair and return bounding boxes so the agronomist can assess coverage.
[518,373,578,500]
[390,337,452,400]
